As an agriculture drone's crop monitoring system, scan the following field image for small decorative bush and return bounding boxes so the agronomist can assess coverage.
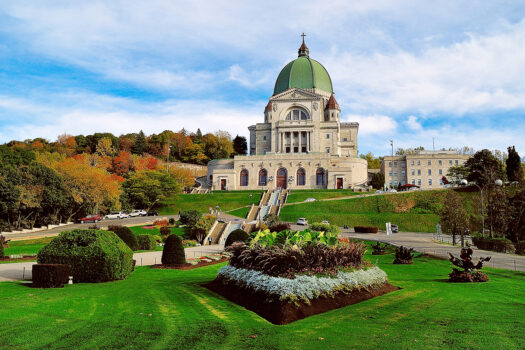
[371,242,387,255]
[160,226,172,240]
[393,246,414,264]
[448,248,490,282]
[448,268,488,282]
[225,229,249,247]
[32,264,70,288]
[183,239,198,247]
[263,213,280,227]
[472,235,515,253]
[515,241,525,255]
[179,210,201,227]
[152,235,162,245]
[169,218,176,225]
[0,241,4,259]
[153,218,169,227]
[37,229,134,283]
[137,235,156,250]
[354,226,378,233]
[108,226,139,251]
[162,234,186,265]
[269,222,291,233]
[309,223,341,235]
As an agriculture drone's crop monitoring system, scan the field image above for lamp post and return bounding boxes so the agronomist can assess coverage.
[460,179,503,236]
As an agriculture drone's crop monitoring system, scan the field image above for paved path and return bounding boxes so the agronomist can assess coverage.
[342,231,525,272]
[0,244,225,282]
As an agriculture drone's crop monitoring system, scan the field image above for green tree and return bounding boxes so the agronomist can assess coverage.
[440,190,469,246]
[446,165,470,185]
[132,130,148,155]
[233,135,247,155]
[486,187,509,238]
[506,146,523,182]
[370,172,384,189]
[507,184,525,243]
[121,170,181,210]
[465,149,504,189]
[359,152,381,169]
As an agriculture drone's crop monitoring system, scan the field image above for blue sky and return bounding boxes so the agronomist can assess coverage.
[0,1,524,157]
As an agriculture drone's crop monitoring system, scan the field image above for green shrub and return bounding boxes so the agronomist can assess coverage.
[309,222,341,235]
[160,226,172,240]
[179,210,201,227]
[393,246,414,264]
[152,235,162,244]
[268,222,291,233]
[162,234,186,265]
[137,235,156,250]
[472,235,515,253]
[225,229,249,247]
[515,241,525,255]
[37,229,134,282]
[263,213,280,227]
[32,264,70,288]
[0,242,4,259]
[169,218,176,225]
[108,226,139,251]
[183,239,198,247]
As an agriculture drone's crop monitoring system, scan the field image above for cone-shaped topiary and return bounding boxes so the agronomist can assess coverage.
[108,226,139,251]
[162,234,186,265]
[137,235,156,250]
[225,229,249,247]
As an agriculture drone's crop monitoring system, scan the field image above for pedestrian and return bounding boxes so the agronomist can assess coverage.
[178,209,181,216]
[208,236,212,245]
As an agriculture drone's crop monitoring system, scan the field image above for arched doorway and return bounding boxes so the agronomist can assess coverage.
[276,167,287,189]
[258,169,267,186]
[297,168,306,186]
[240,169,249,187]
[316,168,325,186]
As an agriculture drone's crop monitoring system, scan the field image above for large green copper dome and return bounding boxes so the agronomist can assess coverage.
[273,39,333,96]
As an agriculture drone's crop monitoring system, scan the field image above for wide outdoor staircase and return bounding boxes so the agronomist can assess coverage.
[190,188,209,194]
[205,221,226,245]
[244,188,289,221]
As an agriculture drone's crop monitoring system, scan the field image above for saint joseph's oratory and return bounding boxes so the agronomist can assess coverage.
[206,37,368,190]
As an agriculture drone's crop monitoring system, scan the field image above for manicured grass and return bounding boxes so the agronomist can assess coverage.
[159,191,263,214]
[286,189,364,203]
[129,225,185,237]
[228,206,251,218]
[3,237,54,256]
[0,242,523,349]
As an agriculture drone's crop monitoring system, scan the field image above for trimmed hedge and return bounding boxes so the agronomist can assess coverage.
[162,234,186,265]
[108,226,139,251]
[472,235,515,253]
[354,226,379,233]
[37,229,134,283]
[137,235,156,250]
[516,241,525,255]
[268,223,291,233]
[225,229,249,247]
[0,242,4,258]
[32,264,70,288]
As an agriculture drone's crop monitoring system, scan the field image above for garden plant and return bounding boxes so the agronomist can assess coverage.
[447,247,491,282]
[161,234,186,265]
[393,246,414,264]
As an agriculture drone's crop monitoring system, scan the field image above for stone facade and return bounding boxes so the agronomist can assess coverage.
[380,150,470,189]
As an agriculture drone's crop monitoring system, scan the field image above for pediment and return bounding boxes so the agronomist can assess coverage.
[270,88,322,102]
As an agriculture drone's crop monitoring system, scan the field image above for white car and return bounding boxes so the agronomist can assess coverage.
[129,209,147,217]
[321,220,330,225]
[296,218,308,226]
[105,211,128,220]
[304,198,316,202]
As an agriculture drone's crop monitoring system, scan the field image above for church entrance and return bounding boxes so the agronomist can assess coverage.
[220,179,227,190]
[276,168,287,189]
[336,177,343,189]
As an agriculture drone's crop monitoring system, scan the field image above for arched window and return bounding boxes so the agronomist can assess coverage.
[316,168,325,186]
[285,108,309,121]
[258,169,267,186]
[297,168,306,186]
[240,169,249,186]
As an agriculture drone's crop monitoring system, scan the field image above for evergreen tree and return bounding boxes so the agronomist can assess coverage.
[195,128,203,143]
[233,135,247,155]
[506,146,522,182]
[465,149,504,189]
[132,130,147,155]
[370,172,384,189]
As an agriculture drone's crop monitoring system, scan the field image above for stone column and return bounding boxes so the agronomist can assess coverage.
[299,131,302,152]
[307,132,310,152]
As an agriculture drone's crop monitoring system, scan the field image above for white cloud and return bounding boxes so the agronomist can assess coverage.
[344,114,397,135]
[403,115,422,131]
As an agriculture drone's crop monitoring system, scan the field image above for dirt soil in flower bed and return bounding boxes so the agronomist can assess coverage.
[205,279,399,325]
[151,258,229,270]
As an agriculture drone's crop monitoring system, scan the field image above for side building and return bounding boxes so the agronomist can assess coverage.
[380,150,470,189]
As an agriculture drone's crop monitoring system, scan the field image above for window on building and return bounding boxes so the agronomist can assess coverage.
[418,179,421,186]
[411,169,415,176]
[439,178,443,185]
[285,109,309,121]
[394,180,398,186]
[428,160,431,166]
[285,147,290,153]
[258,169,267,186]
[417,169,421,175]
[301,146,307,153]
[240,169,249,186]
[389,162,392,167]
[326,148,330,153]
[326,134,330,139]
[449,160,452,165]
[389,171,392,176]
[439,169,442,175]
[417,160,421,165]
[343,137,348,141]
[294,146,299,153]
[411,160,414,166]
[263,136,266,140]
[316,168,325,186]
[402,170,406,176]
[439,160,442,166]
[455,160,459,165]
[389,181,392,187]
[428,169,432,175]
[297,168,306,186]
[412,179,415,185]
[394,161,397,167]
[401,180,406,185]
[394,171,398,177]
[429,178,432,186]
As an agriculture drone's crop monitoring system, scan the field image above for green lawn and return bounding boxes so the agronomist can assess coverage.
[159,191,263,214]
[129,225,185,237]
[228,206,251,218]
[286,189,364,203]
[0,242,523,349]
[3,237,54,256]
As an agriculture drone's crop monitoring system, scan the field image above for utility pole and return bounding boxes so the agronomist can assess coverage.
[166,138,170,173]
[390,139,393,190]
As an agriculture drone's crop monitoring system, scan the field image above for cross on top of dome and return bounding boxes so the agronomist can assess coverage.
[298,33,309,57]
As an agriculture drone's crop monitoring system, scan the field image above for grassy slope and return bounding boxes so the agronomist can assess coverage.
[0,242,523,349]
[286,189,363,203]
[159,191,263,215]
[129,226,185,237]
[3,237,54,256]
[280,190,478,232]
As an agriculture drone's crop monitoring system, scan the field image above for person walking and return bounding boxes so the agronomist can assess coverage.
[208,236,212,245]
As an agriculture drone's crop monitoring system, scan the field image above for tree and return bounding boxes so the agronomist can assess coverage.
[111,151,134,176]
[370,172,384,189]
[507,184,525,243]
[446,165,470,185]
[465,149,504,189]
[359,152,381,169]
[121,170,181,210]
[195,128,203,144]
[132,130,147,155]
[96,137,115,157]
[506,146,523,182]
[486,187,509,238]
[440,190,469,246]
[233,135,247,155]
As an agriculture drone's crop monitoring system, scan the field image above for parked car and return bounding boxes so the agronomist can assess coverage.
[391,224,399,233]
[105,211,128,220]
[296,218,308,226]
[303,198,316,202]
[147,210,159,216]
[321,220,330,225]
[129,209,147,217]
[79,214,101,223]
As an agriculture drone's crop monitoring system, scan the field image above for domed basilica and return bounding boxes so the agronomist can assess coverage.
[207,36,368,190]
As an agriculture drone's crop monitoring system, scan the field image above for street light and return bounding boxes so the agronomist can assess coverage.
[460,179,503,236]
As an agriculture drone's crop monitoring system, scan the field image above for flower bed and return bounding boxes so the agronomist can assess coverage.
[206,229,397,324]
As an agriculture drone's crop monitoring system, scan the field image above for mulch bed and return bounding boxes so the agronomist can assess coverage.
[151,257,229,270]
[205,279,399,325]
[0,256,36,263]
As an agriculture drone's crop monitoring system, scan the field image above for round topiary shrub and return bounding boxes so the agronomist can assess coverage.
[225,229,249,247]
[162,234,186,265]
[137,235,156,250]
[37,229,134,283]
[108,226,139,251]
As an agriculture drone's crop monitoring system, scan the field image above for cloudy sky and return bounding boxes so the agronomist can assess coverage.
[0,1,524,156]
